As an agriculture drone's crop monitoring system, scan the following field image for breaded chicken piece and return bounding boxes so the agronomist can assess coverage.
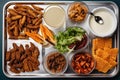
[32,47,39,58]
[15,51,21,61]
[29,42,35,51]
[6,51,11,61]
[10,66,20,73]
[19,44,24,53]
[23,59,30,72]
[13,43,19,51]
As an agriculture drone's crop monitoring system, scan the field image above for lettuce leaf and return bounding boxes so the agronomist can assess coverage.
[55,27,86,53]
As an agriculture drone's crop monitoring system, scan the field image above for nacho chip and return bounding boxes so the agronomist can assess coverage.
[104,48,118,60]
[95,38,105,49]
[109,58,117,68]
[92,39,96,56]
[94,55,112,73]
[104,38,112,48]
[96,49,109,60]
[92,38,118,73]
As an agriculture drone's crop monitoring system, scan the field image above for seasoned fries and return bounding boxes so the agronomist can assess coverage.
[8,9,18,16]
[40,24,56,45]
[31,5,43,11]
[25,32,44,44]
[25,24,55,46]
[6,4,43,39]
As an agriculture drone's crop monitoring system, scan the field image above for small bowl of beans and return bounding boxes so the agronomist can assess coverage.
[70,52,96,75]
[43,51,68,75]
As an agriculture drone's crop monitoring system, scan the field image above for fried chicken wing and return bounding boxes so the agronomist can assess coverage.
[6,51,11,61]
[6,42,40,73]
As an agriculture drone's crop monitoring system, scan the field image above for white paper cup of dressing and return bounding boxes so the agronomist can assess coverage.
[43,5,66,33]
[88,7,117,37]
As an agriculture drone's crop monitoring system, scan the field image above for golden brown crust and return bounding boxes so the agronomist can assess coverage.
[92,38,118,73]
[6,42,40,73]
[6,5,43,39]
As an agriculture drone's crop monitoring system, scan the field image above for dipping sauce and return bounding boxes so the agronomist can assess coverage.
[44,5,65,29]
[89,8,117,37]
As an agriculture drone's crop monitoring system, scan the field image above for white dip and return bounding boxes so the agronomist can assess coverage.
[89,8,116,36]
[44,6,65,28]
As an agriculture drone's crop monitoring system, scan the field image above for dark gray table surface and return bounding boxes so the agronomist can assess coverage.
[0,0,120,80]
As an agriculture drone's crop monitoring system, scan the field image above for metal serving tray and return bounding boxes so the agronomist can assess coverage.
[2,1,119,78]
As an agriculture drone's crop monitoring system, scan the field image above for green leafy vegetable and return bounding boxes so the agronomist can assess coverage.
[55,27,86,53]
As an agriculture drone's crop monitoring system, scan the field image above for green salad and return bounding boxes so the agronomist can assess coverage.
[55,27,86,53]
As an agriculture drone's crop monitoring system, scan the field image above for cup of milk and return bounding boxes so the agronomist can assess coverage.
[43,5,66,34]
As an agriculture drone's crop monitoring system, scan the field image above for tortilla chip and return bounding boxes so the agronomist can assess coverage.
[96,49,109,59]
[94,55,112,73]
[92,38,118,73]
[95,38,105,49]
[104,48,118,60]
[92,39,97,55]
[104,38,112,48]
[108,58,117,68]
[92,39,97,50]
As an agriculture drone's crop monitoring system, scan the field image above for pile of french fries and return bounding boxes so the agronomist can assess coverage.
[6,4,43,39]
[25,24,56,46]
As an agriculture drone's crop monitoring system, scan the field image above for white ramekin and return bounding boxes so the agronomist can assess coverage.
[88,7,117,37]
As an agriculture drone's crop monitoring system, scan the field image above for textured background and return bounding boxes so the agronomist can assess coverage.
[0,0,120,80]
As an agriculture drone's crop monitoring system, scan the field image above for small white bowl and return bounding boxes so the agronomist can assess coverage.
[88,7,117,37]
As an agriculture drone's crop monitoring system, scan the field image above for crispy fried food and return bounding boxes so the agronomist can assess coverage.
[12,63,23,68]
[92,38,118,73]
[35,19,42,26]
[6,5,43,39]
[13,43,19,50]
[40,24,48,40]
[32,47,39,58]
[15,51,21,61]
[25,24,55,46]
[96,49,109,60]
[29,42,35,51]
[20,54,27,61]
[6,52,11,61]
[94,55,112,73]
[20,16,26,26]
[19,44,24,53]
[27,61,33,72]
[92,38,112,52]
[8,9,18,16]
[31,5,43,11]
[23,59,30,72]
[11,52,16,61]
[11,15,22,20]
[6,42,40,73]
[25,32,44,44]
[26,24,39,29]
[27,9,37,17]
[10,66,20,73]
[6,16,11,23]
[14,26,19,36]
[40,24,55,45]
[104,48,118,60]
[25,48,31,56]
